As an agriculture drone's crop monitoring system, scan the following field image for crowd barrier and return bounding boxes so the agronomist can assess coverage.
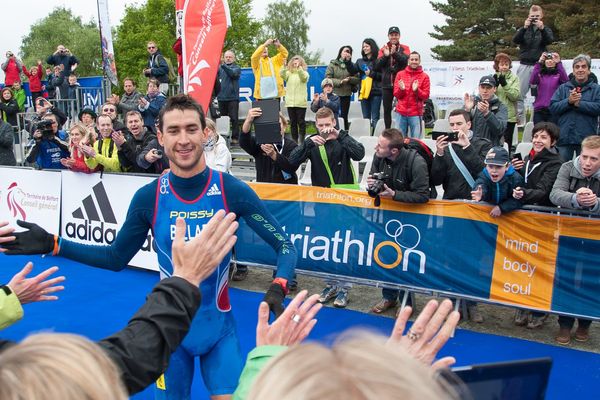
[0,166,598,320]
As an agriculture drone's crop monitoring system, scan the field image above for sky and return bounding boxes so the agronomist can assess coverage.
[0,0,446,80]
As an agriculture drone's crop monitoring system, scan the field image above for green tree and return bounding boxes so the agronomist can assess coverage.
[20,7,102,76]
[260,0,321,64]
[113,0,177,90]
[223,0,263,67]
[429,0,528,61]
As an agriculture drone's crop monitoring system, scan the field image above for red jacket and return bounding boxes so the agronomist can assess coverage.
[69,144,97,173]
[22,65,43,92]
[172,37,183,77]
[393,66,430,117]
[2,58,22,86]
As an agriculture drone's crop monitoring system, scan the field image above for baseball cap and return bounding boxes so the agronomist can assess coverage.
[321,78,334,88]
[479,75,497,87]
[485,147,509,166]
[388,26,400,35]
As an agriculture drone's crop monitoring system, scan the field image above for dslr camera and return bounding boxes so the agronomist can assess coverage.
[34,119,54,139]
[367,172,390,198]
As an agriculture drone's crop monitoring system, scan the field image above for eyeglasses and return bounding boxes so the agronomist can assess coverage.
[147,46,156,49]
[103,108,116,112]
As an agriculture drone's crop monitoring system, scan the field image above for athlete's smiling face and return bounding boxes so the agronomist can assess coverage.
[158,109,209,178]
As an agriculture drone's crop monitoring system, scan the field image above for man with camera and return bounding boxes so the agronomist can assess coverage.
[2,51,23,87]
[431,109,492,200]
[25,113,69,169]
[512,4,554,124]
[368,128,429,314]
[46,45,79,99]
[464,75,508,147]
[251,38,288,100]
[117,111,157,173]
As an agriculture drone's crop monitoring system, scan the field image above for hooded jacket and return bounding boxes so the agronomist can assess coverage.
[494,71,520,123]
[22,65,43,92]
[393,66,431,117]
[512,25,554,65]
[1,57,23,86]
[529,62,569,111]
[517,146,562,206]
[280,67,309,108]
[325,58,360,97]
[474,165,524,213]
[0,90,19,127]
[549,78,600,145]
[250,44,288,99]
[550,157,600,213]
[469,95,508,147]
[373,42,410,89]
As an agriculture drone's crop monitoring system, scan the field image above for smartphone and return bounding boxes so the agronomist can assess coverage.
[432,131,458,141]
[513,153,523,161]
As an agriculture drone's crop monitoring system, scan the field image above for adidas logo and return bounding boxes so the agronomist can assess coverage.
[206,183,222,196]
[65,182,118,244]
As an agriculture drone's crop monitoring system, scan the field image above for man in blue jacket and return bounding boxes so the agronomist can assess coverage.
[549,54,600,161]
[218,50,242,143]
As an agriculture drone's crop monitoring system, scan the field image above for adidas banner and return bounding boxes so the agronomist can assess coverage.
[0,167,61,234]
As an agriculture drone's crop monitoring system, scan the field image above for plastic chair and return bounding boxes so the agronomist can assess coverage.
[515,142,533,160]
[298,161,312,186]
[432,119,450,133]
[348,118,371,138]
[238,101,251,121]
[357,136,378,163]
[522,122,534,142]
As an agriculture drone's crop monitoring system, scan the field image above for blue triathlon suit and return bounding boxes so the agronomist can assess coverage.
[58,168,296,398]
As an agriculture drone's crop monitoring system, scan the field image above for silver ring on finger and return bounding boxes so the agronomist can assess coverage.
[292,314,301,323]
[407,329,421,341]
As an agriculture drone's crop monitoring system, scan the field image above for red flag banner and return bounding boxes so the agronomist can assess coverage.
[181,0,231,112]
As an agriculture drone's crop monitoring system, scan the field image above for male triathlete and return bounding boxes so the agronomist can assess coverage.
[1,94,296,400]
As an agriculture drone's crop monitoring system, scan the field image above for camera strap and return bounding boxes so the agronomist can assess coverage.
[448,144,476,188]
[318,145,359,190]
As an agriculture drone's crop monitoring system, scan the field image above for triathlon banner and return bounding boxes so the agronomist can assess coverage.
[236,184,600,320]
[96,0,118,86]
[181,0,231,111]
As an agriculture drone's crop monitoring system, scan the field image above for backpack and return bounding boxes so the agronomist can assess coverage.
[402,137,437,198]
[164,57,178,83]
[423,98,436,128]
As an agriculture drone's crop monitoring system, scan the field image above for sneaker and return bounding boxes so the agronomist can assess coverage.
[333,289,349,308]
[468,305,484,323]
[526,314,547,329]
[318,285,338,304]
[371,298,397,314]
[288,280,298,292]
[555,327,571,345]
[514,309,528,326]
[574,326,590,342]
[231,265,248,281]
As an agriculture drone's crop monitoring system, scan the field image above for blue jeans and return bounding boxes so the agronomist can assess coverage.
[396,114,422,138]
[360,96,382,130]
[557,144,580,162]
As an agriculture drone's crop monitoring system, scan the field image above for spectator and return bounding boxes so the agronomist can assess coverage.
[374,26,410,129]
[45,65,64,100]
[138,78,167,132]
[46,45,79,100]
[109,78,143,120]
[78,108,97,133]
[493,53,520,149]
[28,98,67,137]
[203,119,232,173]
[549,54,600,161]
[471,146,524,217]
[510,122,561,329]
[0,258,64,330]
[101,102,126,133]
[326,45,360,130]
[118,111,157,173]
[513,4,554,124]
[281,55,309,143]
[12,81,26,112]
[172,36,184,89]
[311,78,340,129]
[549,135,600,344]
[289,107,364,308]
[66,74,81,118]
[1,51,23,86]
[143,41,170,94]
[356,38,382,132]
[530,51,569,124]
[251,38,288,100]
[368,128,429,315]
[218,50,242,143]
[393,51,430,138]
[0,87,19,127]
[0,119,16,166]
[25,112,70,169]
[21,60,44,106]
[137,136,169,174]
[464,76,508,146]
[80,114,122,172]
[241,109,298,184]
[60,123,97,173]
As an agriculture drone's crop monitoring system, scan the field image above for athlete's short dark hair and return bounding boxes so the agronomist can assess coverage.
[158,94,206,131]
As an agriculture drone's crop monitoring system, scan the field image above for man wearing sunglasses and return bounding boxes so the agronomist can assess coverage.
[144,41,170,94]
[101,102,127,133]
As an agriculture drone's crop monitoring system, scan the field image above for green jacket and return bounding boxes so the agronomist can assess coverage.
[14,89,26,112]
[0,286,24,330]
[325,59,360,97]
[281,68,309,108]
[233,345,287,399]
[495,71,520,123]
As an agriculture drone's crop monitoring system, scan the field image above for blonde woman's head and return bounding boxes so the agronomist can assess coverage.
[288,55,307,70]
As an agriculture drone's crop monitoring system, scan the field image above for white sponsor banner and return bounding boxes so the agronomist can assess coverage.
[422,59,600,109]
[97,0,118,86]
[0,167,61,233]
[60,171,158,271]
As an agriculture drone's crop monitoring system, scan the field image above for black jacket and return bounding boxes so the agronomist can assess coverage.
[512,26,554,65]
[369,148,430,203]
[431,136,492,200]
[289,131,365,188]
[355,56,383,97]
[373,45,408,89]
[469,95,508,146]
[145,50,170,84]
[0,277,200,396]
[0,120,16,166]
[517,147,562,206]
[240,132,299,184]
[118,129,157,173]
[0,98,19,127]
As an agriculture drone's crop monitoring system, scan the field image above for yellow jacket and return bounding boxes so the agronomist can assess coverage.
[251,44,288,99]
[85,137,122,172]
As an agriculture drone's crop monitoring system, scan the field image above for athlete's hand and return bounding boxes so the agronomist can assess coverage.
[0,220,56,255]
[263,281,286,319]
